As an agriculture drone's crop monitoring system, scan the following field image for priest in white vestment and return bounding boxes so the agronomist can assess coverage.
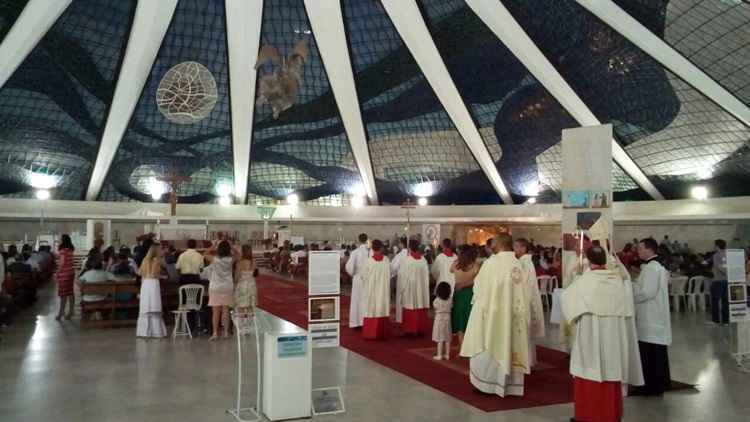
[431,238,457,296]
[514,238,545,368]
[390,237,408,322]
[360,240,391,340]
[346,233,371,328]
[460,234,531,397]
[397,239,430,336]
[561,245,643,422]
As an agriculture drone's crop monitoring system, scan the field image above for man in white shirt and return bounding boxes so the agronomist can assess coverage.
[346,233,370,328]
[561,245,643,422]
[631,238,672,397]
[431,238,457,295]
[176,239,204,285]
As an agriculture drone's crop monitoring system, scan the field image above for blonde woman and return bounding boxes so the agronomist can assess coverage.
[136,244,167,338]
[205,240,235,340]
[234,244,258,315]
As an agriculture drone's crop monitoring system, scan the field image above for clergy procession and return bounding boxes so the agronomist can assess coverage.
[349,230,673,422]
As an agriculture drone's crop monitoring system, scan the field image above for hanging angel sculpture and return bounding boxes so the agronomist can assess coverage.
[255,39,309,119]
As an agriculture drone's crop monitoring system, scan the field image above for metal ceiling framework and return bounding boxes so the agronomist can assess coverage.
[225,0,264,204]
[85,0,179,200]
[576,0,750,129]
[381,0,514,204]
[2,0,749,204]
[466,0,664,200]
[0,0,71,91]
[303,0,378,204]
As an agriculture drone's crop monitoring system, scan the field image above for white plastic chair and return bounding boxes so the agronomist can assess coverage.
[669,276,688,312]
[537,276,552,310]
[686,276,708,311]
[685,277,699,312]
[700,277,712,311]
[172,284,204,339]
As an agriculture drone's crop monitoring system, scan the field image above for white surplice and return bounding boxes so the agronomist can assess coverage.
[519,254,545,368]
[561,269,644,386]
[346,244,371,328]
[360,256,392,319]
[431,252,457,293]
[391,248,408,322]
[397,254,430,318]
[390,248,408,277]
[460,252,531,397]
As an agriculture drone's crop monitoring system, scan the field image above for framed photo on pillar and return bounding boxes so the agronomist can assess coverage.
[590,191,610,208]
[562,190,590,208]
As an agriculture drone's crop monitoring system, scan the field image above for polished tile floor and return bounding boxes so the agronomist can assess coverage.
[1,283,748,422]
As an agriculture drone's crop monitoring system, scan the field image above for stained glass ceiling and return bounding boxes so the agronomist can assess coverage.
[0,0,748,205]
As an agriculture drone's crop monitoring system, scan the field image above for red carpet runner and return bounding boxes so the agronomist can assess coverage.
[256,274,573,412]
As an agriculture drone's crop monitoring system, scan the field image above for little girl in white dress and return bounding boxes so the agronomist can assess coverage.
[432,282,453,360]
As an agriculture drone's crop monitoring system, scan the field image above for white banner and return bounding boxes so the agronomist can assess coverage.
[309,251,341,296]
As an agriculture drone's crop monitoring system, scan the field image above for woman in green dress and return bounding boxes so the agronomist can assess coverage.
[450,246,480,352]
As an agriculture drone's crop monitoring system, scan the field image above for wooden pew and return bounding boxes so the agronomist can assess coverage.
[79,281,141,328]
[78,276,181,329]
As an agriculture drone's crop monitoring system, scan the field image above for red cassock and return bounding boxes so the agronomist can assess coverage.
[362,316,389,340]
[573,377,623,422]
[401,308,429,335]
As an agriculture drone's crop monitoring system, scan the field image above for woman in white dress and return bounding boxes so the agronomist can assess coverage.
[136,244,167,338]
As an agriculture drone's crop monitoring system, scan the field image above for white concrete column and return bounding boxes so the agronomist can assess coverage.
[86,219,96,250]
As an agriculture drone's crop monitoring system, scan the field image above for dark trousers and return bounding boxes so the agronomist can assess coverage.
[710,280,729,324]
[638,341,671,396]
[179,274,204,332]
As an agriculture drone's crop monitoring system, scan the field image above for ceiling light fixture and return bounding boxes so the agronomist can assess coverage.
[286,193,299,206]
[417,197,428,206]
[29,173,58,189]
[35,189,50,200]
[691,185,708,201]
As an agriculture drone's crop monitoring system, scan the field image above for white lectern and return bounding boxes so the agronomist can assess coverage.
[262,321,311,420]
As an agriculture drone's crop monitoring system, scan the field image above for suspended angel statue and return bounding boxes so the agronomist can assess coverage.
[255,39,309,119]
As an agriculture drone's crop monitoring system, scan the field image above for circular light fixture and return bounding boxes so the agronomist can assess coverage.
[36,189,50,200]
[29,173,58,189]
[218,196,231,207]
[691,185,708,201]
[286,193,299,206]
[215,182,233,197]
[148,178,166,201]
[417,197,428,206]
[351,195,365,209]
[412,182,434,198]
[527,197,537,204]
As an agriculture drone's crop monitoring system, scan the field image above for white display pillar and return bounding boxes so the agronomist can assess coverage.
[102,220,112,248]
[556,124,614,349]
[86,219,96,250]
[263,220,270,240]
[560,124,613,288]
[86,219,112,250]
